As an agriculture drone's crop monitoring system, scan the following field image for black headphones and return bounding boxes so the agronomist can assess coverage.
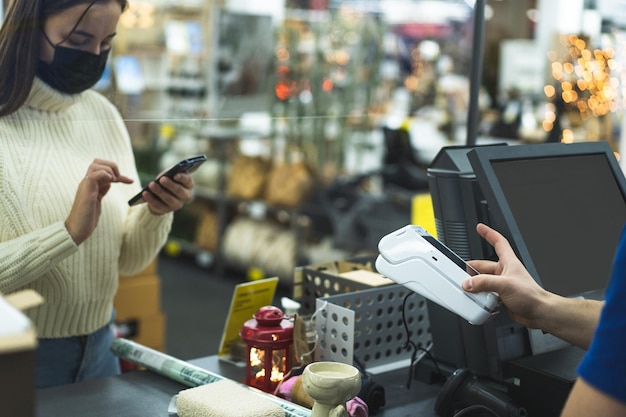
[434,369,528,417]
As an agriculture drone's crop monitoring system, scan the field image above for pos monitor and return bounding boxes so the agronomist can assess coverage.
[426,141,626,379]
[427,143,527,379]
[468,141,626,353]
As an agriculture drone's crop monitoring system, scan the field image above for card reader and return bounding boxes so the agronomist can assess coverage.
[376,225,499,325]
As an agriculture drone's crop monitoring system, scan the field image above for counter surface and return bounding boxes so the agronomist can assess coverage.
[36,355,441,417]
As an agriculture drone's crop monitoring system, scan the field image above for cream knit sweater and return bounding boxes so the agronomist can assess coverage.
[0,78,173,338]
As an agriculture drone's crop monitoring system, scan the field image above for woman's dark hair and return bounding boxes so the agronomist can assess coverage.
[0,0,128,117]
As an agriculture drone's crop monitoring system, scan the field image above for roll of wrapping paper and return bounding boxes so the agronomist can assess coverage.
[111,338,311,417]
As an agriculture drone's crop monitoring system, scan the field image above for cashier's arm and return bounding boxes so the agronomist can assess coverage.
[561,379,626,416]
[464,224,601,349]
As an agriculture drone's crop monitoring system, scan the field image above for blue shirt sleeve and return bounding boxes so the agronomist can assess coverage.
[578,225,626,403]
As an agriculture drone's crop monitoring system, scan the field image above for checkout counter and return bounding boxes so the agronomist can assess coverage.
[36,355,442,417]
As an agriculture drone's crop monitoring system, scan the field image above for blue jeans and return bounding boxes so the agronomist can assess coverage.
[36,316,121,389]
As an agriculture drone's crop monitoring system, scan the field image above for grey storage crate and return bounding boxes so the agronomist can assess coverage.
[313,284,432,373]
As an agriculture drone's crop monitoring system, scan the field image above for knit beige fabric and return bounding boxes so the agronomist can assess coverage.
[176,380,285,417]
[0,78,173,338]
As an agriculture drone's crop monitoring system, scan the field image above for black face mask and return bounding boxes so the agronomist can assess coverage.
[37,45,109,95]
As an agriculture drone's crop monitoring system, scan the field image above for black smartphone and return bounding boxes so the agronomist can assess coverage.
[128,155,207,206]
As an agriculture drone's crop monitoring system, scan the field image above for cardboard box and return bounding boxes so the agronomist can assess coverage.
[115,312,166,350]
[293,259,393,315]
[115,258,166,352]
[0,290,43,417]
[114,274,161,320]
[131,312,166,350]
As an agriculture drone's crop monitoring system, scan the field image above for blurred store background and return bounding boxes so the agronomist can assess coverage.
[103,0,626,276]
[4,0,626,358]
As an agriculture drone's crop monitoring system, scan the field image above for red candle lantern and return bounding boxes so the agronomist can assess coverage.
[240,306,294,393]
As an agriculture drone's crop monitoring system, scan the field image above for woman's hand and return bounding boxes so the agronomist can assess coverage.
[65,159,134,245]
[140,172,195,216]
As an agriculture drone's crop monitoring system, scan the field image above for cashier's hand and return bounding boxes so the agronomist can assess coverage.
[462,223,551,329]
[141,172,195,216]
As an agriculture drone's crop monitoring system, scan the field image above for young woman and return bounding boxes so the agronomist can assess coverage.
[0,0,195,388]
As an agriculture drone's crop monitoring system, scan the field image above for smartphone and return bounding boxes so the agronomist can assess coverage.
[128,155,207,206]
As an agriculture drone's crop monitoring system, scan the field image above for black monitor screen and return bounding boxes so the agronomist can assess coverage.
[469,142,626,298]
